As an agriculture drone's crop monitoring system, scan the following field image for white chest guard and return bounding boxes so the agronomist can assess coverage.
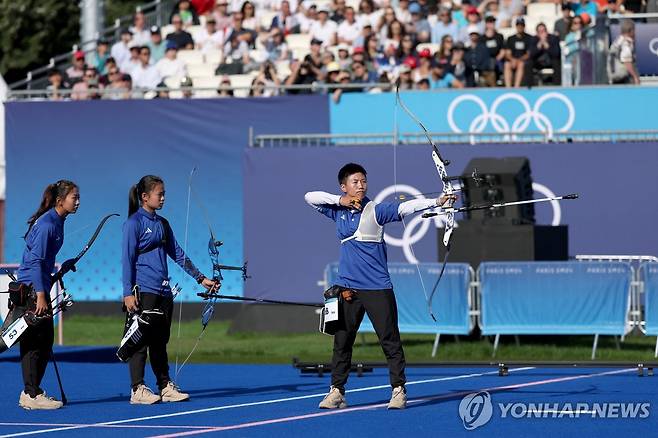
[340,201,384,244]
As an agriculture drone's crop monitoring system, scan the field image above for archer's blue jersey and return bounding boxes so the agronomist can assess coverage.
[122,208,202,297]
[315,198,402,290]
[17,208,65,293]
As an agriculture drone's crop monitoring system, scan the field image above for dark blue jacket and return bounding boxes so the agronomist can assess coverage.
[17,208,65,292]
[122,208,202,297]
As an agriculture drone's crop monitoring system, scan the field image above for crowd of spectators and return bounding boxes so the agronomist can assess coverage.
[44,0,641,100]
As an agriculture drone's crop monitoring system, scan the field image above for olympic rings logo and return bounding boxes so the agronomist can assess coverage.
[447,92,576,139]
[650,38,658,56]
[375,183,562,264]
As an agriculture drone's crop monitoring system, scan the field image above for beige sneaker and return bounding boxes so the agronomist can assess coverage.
[130,384,161,404]
[160,381,190,402]
[318,386,347,409]
[19,391,63,410]
[387,386,407,409]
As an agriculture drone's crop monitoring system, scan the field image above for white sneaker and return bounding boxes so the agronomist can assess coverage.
[19,391,63,410]
[160,381,190,402]
[130,384,161,404]
[318,386,347,409]
[387,386,407,409]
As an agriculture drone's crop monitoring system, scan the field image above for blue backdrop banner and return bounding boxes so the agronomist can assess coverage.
[479,261,632,335]
[244,142,658,303]
[324,262,473,334]
[330,88,658,135]
[5,96,329,301]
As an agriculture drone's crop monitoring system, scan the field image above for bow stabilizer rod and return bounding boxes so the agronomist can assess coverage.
[422,193,579,218]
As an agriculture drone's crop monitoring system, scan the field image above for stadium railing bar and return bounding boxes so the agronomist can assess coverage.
[250,129,658,146]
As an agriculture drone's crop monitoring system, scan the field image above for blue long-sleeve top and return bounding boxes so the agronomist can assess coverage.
[17,208,65,293]
[122,207,203,297]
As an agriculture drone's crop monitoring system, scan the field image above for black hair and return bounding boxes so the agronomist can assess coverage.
[25,180,78,238]
[338,163,367,184]
[128,175,164,216]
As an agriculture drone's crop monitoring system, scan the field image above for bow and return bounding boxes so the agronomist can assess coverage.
[51,213,120,284]
[395,85,456,321]
[174,168,249,377]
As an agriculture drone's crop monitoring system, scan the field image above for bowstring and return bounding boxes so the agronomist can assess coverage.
[394,88,433,317]
[175,166,197,377]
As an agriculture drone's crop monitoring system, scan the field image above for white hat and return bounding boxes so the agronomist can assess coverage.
[467,24,480,35]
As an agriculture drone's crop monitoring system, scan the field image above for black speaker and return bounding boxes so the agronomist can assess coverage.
[461,157,535,225]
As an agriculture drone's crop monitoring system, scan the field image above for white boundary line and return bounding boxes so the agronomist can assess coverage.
[147,368,636,438]
[0,368,532,437]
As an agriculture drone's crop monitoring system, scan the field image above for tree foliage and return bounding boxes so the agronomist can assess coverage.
[0,0,80,84]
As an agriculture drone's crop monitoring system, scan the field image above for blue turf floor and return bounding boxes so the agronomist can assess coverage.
[0,349,656,437]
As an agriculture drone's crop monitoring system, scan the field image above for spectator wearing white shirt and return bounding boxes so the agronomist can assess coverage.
[111,29,133,69]
[130,11,151,46]
[297,4,318,33]
[156,41,188,79]
[272,0,298,12]
[195,17,225,52]
[357,0,382,29]
[337,7,361,44]
[241,1,261,32]
[395,0,412,25]
[131,46,162,90]
[310,6,338,46]
[121,42,142,74]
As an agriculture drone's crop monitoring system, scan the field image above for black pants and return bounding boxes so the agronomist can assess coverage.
[20,316,54,397]
[128,293,174,390]
[331,289,406,390]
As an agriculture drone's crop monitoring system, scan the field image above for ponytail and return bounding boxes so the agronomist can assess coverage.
[128,175,164,217]
[25,180,78,238]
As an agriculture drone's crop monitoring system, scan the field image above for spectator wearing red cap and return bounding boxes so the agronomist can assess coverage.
[458,6,484,43]
[432,8,459,44]
[66,50,86,83]
[337,7,361,45]
[413,47,433,82]
[504,17,532,87]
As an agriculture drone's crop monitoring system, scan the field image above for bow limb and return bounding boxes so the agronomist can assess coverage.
[395,85,455,322]
[52,213,120,283]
